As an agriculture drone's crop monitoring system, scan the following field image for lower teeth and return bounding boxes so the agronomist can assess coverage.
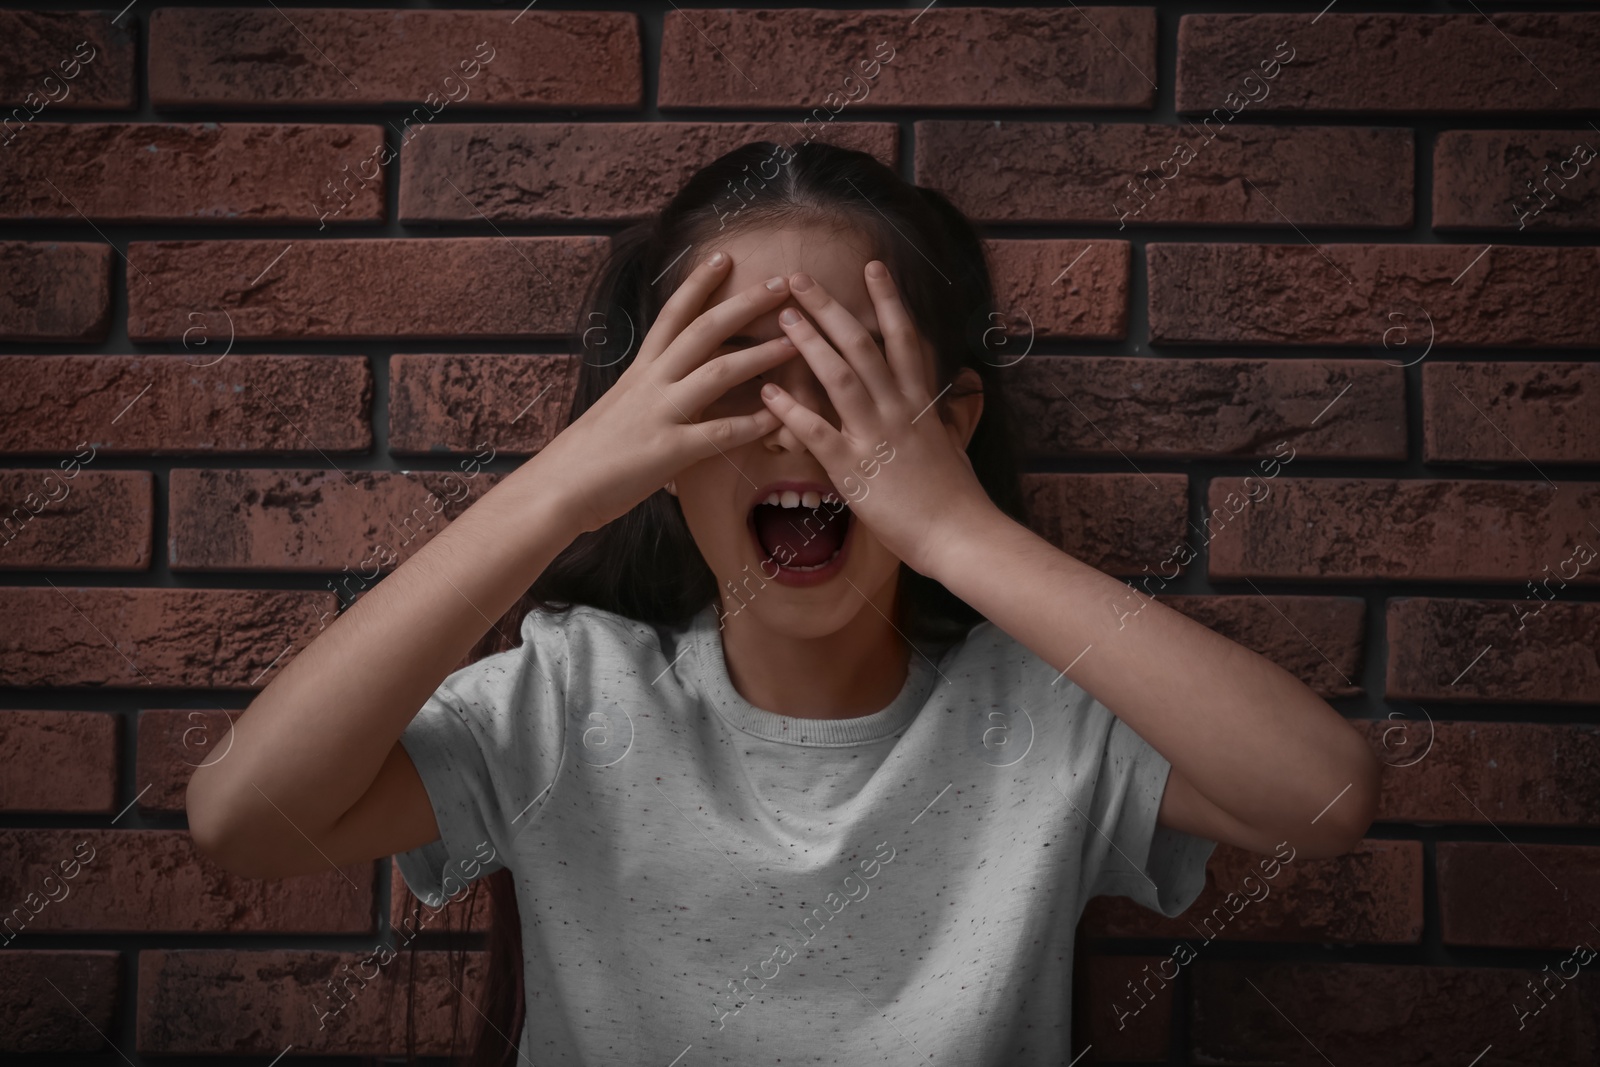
[777,546,842,573]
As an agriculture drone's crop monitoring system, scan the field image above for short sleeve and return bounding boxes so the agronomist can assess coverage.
[394,607,570,908]
[1080,709,1216,918]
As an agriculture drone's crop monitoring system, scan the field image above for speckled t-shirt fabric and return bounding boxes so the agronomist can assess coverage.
[396,603,1216,1066]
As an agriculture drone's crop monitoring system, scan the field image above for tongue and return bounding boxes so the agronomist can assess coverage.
[753,503,847,568]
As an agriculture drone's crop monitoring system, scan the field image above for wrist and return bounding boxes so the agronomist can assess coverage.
[919,499,1015,585]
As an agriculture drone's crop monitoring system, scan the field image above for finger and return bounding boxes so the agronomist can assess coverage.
[655,273,793,381]
[786,273,899,406]
[672,335,796,412]
[636,250,736,367]
[759,381,847,461]
[677,408,783,463]
[775,307,879,429]
[862,260,930,398]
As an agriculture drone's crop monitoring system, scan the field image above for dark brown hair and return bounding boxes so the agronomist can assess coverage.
[405,138,1028,1066]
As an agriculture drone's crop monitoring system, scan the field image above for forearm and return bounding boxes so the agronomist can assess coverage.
[185,450,585,847]
[928,507,1378,853]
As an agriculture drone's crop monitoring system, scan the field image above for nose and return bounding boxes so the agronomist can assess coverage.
[761,359,840,454]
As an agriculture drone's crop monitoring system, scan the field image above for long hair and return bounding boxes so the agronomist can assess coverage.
[404,138,1028,1066]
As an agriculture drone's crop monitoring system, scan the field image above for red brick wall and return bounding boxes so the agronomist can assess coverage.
[2,5,1598,1063]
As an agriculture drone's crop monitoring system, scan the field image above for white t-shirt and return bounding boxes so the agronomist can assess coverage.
[396,602,1215,1065]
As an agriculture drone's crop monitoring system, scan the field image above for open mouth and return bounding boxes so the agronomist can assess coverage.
[748,485,852,581]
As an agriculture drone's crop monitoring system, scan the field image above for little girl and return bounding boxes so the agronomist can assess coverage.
[186,141,1381,1066]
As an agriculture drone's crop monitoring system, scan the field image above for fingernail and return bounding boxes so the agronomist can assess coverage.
[780,308,802,325]
[706,251,726,267]
[765,275,787,292]
[761,383,780,400]
[866,261,888,279]
[791,273,814,292]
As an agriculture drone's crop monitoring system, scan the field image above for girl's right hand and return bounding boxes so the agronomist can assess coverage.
[541,252,798,534]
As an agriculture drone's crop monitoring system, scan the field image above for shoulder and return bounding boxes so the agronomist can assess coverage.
[519,602,666,657]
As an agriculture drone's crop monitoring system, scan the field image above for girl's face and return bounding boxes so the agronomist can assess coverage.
[668,222,935,639]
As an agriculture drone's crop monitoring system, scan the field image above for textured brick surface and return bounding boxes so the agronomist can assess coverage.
[0,11,136,110]
[1156,595,1365,699]
[917,121,1412,227]
[1148,244,1600,346]
[0,712,118,813]
[1422,361,1600,464]
[389,353,581,456]
[1435,130,1600,232]
[169,468,501,571]
[0,829,371,934]
[1191,961,1600,1065]
[0,951,121,1053]
[1003,358,1403,460]
[1084,840,1422,944]
[660,8,1156,109]
[0,587,336,688]
[0,241,111,341]
[149,9,640,108]
[0,469,151,569]
[1206,478,1600,583]
[0,355,372,455]
[1082,955,1171,1062]
[137,949,488,1055]
[402,122,897,222]
[1387,598,1600,705]
[1359,721,1600,827]
[1176,13,1600,114]
[1438,842,1600,950]
[135,708,241,813]
[986,240,1130,342]
[126,238,608,341]
[1,124,386,223]
[1020,473,1188,577]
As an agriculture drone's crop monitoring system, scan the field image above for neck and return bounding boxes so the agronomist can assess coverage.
[716,579,908,720]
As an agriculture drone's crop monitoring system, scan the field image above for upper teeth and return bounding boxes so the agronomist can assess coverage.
[763,490,838,508]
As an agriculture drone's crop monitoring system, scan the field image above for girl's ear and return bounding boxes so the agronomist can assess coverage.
[944,367,985,450]
[665,480,678,497]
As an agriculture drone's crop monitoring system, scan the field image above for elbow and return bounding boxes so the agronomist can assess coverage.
[185,773,258,877]
[1302,740,1383,860]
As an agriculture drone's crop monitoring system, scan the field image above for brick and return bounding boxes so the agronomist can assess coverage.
[0,829,371,935]
[1206,477,1600,583]
[1082,955,1171,1061]
[917,121,1412,227]
[1360,721,1600,827]
[0,587,336,688]
[1084,840,1422,945]
[1156,595,1365,700]
[1021,473,1188,577]
[1422,362,1600,465]
[0,712,118,813]
[126,238,607,341]
[0,124,386,224]
[0,355,372,455]
[660,8,1155,109]
[1387,598,1600,705]
[1176,14,1600,115]
[389,858,492,934]
[1002,357,1403,461]
[0,951,120,1053]
[149,9,639,108]
[0,11,135,110]
[137,949,488,1055]
[986,241,1129,341]
[1439,842,1600,950]
[136,708,240,813]
[389,354,581,456]
[401,122,897,223]
[0,470,151,570]
[169,468,501,571]
[0,241,111,341]
[1191,961,1600,1066]
[1147,244,1600,347]
[1435,130,1600,232]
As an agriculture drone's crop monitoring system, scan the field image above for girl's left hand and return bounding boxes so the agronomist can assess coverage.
[759,260,998,577]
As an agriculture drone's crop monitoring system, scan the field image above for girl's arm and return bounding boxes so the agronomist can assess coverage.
[186,255,800,878]
[757,262,1381,862]
[924,512,1382,860]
